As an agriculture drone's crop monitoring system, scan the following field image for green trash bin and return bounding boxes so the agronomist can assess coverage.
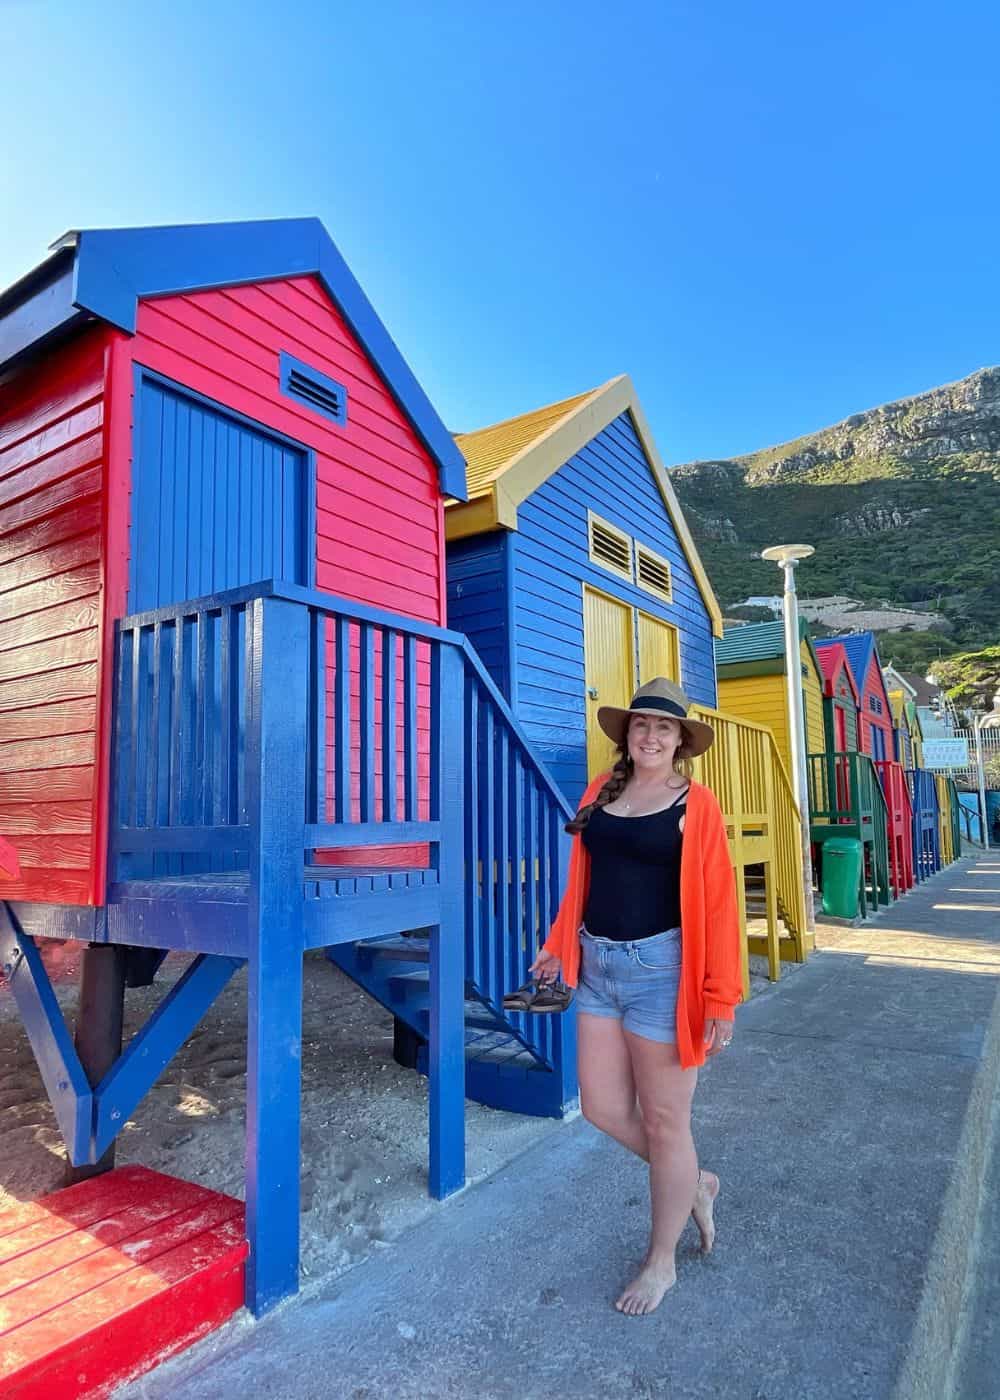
[821,837,863,919]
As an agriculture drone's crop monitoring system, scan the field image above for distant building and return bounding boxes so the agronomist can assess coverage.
[740,596,783,615]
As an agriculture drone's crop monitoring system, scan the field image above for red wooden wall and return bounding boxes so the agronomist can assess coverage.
[858,658,895,761]
[0,329,115,904]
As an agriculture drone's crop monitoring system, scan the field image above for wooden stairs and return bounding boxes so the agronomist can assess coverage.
[329,933,570,1118]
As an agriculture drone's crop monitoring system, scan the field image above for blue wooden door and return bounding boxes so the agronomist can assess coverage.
[129,374,311,611]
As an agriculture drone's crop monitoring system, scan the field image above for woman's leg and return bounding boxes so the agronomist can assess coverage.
[576,1013,649,1158]
[615,1031,699,1315]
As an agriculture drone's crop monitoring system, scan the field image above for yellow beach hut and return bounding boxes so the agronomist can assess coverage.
[714,619,827,777]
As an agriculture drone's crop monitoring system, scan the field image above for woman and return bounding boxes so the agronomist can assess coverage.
[530,677,742,1317]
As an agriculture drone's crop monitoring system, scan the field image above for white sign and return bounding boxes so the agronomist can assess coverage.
[922,738,970,769]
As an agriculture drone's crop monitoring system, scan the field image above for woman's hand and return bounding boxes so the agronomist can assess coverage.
[528,949,561,985]
[703,1018,734,1057]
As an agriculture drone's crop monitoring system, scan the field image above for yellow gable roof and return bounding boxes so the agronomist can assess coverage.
[455,385,604,499]
[446,375,724,638]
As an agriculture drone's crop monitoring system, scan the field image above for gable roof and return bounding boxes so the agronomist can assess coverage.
[899,670,942,708]
[714,619,822,679]
[0,218,467,500]
[818,632,893,711]
[446,374,723,637]
[813,641,861,704]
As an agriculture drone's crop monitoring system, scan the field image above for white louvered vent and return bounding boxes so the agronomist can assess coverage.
[588,512,633,581]
[636,544,672,602]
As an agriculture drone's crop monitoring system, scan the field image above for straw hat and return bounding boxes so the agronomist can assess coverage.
[597,677,715,757]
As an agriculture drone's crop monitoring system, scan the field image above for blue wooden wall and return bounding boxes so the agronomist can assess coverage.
[445,532,511,699]
[447,411,716,803]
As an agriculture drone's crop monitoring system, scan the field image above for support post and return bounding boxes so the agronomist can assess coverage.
[66,943,127,1183]
[428,641,466,1199]
[244,596,308,1316]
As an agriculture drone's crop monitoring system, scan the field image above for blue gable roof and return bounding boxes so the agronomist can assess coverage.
[0,218,467,500]
[819,632,877,692]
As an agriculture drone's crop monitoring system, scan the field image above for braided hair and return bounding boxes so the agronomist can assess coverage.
[565,728,697,836]
[565,751,631,835]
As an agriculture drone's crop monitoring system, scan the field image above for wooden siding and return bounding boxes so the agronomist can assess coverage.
[857,658,895,762]
[118,278,445,870]
[718,675,790,768]
[510,413,716,799]
[802,644,826,761]
[718,643,825,777]
[445,531,510,698]
[123,276,444,621]
[0,329,111,904]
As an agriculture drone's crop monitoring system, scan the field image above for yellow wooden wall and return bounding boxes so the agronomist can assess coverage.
[718,640,826,776]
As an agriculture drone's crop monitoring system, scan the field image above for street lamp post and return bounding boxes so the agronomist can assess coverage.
[973,688,1000,850]
[761,543,816,930]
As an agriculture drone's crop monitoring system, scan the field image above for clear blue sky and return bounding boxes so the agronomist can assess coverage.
[3,1,998,462]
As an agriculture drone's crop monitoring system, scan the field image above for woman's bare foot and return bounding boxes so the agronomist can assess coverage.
[614,1252,677,1316]
[691,1170,720,1254]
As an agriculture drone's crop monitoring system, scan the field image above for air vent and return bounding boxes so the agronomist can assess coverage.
[636,544,673,602]
[588,512,633,581]
[869,695,883,715]
[279,352,348,427]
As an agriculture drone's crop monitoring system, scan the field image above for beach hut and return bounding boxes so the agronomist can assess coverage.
[888,689,915,768]
[0,220,575,1330]
[445,376,723,797]
[713,619,827,780]
[815,641,861,754]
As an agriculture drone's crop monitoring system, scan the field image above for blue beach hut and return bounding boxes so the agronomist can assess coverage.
[445,376,724,799]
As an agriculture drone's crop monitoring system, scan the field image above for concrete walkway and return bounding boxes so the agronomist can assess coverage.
[124,854,1000,1400]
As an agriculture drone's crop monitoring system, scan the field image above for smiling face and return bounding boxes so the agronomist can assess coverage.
[626,713,684,775]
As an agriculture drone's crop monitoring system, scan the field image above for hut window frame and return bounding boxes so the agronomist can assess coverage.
[635,542,673,604]
[587,511,634,583]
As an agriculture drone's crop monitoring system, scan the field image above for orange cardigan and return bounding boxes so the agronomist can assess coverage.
[541,776,743,1070]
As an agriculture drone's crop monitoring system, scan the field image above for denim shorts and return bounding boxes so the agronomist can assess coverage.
[575,926,682,1044]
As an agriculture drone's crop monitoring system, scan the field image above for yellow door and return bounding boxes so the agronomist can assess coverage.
[637,611,680,687]
[584,587,634,776]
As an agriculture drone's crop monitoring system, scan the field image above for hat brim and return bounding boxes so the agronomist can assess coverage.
[597,704,715,758]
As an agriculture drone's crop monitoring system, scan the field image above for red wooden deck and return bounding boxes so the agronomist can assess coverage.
[0,1165,246,1399]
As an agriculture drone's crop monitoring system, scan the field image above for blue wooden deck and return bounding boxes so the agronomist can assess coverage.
[2,580,576,1317]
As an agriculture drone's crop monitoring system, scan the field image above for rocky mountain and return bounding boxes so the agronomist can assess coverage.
[669,367,1000,669]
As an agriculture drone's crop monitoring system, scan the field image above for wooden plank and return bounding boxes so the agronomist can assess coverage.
[0,560,99,627]
[0,661,98,714]
[0,402,102,483]
[0,697,96,742]
[0,595,100,656]
[0,869,92,904]
[0,801,92,835]
[334,615,351,821]
[0,465,102,540]
[0,530,100,597]
[0,731,94,774]
[0,766,93,802]
[0,431,103,511]
[0,834,91,870]
[0,626,98,685]
[381,628,398,821]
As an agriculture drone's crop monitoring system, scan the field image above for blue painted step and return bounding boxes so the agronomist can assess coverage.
[328,935,568,1118]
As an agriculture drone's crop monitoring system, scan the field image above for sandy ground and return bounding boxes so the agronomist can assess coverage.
[0,933,800,1290]
[0,943,563,1285]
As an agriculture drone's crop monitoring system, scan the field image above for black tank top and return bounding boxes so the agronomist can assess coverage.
[581,796,685,941]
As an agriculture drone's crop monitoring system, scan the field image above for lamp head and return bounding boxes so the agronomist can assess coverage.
[760,544,815,565]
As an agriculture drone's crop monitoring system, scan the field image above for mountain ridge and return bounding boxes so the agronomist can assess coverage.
[668,367,1000,669]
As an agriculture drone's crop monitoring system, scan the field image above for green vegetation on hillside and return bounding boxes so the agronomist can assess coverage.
[673,451,1000,660]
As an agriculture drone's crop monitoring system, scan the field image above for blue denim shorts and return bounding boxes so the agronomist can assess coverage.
[575,926,682,1044]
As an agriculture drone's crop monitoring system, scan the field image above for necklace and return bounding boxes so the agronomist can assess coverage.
[618,781,688,815]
